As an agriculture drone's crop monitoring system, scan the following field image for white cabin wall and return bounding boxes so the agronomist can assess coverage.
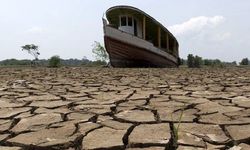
[117,15,143,38]
[118,26,134,35]
[118,15,134,35]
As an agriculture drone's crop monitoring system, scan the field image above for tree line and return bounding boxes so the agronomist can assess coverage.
[181,54,249,68]
[2,43,249,68]
[0,57,107,67]
[0,43,108,68]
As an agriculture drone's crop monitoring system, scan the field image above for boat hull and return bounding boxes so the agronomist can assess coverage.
[104,36,178,68]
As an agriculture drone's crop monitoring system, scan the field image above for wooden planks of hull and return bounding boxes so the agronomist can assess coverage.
[104,36,178,68]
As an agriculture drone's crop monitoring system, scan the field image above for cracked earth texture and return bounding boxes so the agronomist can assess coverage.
[0,67,249,150]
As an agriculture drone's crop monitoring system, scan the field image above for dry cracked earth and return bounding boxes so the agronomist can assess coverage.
[0,67,249,150]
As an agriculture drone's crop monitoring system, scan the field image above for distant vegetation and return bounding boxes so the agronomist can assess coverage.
[183,54,248,68]
[1,56,249,68]
[240,58,249,65]
[0,57,106,67]
[92,41,109,64]
[0,41,109,67]
[1,43,248,68]
[48,55,61,68]
[187,54,202,68]
[21,44,40,60]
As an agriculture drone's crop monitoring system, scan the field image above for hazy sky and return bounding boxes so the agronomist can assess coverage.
[0,0,250,62]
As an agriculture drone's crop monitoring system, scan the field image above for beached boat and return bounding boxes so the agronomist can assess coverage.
[103,5,180,67]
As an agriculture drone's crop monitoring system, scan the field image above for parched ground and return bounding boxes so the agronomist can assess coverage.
[0,67,249,150]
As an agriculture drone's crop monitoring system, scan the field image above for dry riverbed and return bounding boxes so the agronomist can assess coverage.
[0,67,249,150]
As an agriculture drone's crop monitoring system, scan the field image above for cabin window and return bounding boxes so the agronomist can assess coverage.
[118,15,138,36]
[121,16,127,26]
[128,17,133,26]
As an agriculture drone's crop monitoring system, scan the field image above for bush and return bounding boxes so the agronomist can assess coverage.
[187,54,195,68]
[180,58,186,66]
[204,59,212,66]
[240,58,249,65]
[187,54,203,68]
[83,60,107,67]
[194,55,203,68]
[48,55,61,68]
[92,41,109,63]
[203,59,226,67]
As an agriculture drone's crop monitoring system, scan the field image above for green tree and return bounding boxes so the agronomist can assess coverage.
[204,59,212,66]
[48,55,61,68]
[232,61,237,66]
[194,55,203,68]
[92,41,109,63]
[187,54,203,68]
[240,58,249,65]
[21,44,40,60]
[180,58,186,66]
[187,54,195,68]
[213,59,222,66]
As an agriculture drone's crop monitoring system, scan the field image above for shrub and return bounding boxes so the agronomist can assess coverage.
[240,58,249,65]
[194,55,203,68]
[83,60,107,67]
[187,54,203,68]
[187,54,195,68]
[180,58,186,66]
[92,41,109,63]
[204,59,212,66]
[48,55,61,68]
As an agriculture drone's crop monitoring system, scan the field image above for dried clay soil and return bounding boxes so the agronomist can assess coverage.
[0,67,250,150]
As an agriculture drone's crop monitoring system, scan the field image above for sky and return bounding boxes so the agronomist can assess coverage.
[0,0,250,62]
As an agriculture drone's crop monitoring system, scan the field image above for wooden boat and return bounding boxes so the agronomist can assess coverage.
[103,5,180,67]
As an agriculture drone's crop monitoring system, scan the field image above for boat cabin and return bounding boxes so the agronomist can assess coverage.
[118,15,141,38]
[106,6,179,58]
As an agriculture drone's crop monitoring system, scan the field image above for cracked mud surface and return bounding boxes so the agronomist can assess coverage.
[0,67,250,150]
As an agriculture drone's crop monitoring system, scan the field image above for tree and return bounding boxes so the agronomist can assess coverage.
[204,59,212,66]
[187,54,203,68]
[92,41,109,63]
[213,59,222,66]
[48,55,61,68]
[194,55,203,68]
[232,61,237,66]
[187,54,195,68]
[240,58,249,65]
[21,44,40,60]
[180,58,186,66]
